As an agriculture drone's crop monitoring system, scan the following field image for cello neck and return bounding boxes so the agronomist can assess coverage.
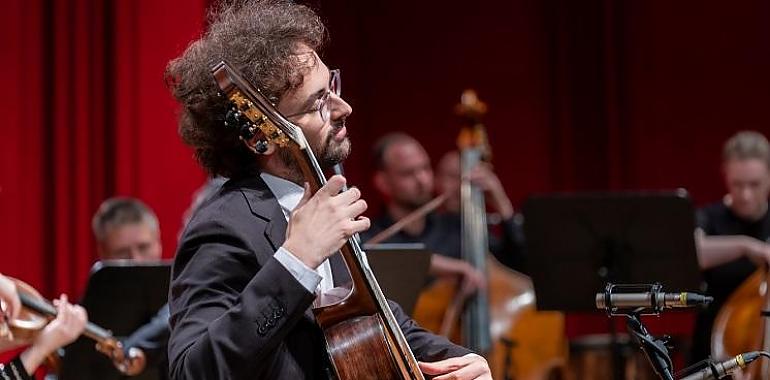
[283,109,424,380]
[212,61,424,379]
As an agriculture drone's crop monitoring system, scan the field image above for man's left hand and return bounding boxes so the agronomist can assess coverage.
[418,353,491,380]
[469,164,514,220]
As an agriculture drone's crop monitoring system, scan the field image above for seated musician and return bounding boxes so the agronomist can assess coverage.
[363,133,525,279]
[164,1,491,379]
[93,197,163,263]
[690,130,770,363]
[0,273,87,380]
[91,197,169,377]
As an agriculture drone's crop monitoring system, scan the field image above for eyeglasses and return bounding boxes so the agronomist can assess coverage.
[286,69,341,122]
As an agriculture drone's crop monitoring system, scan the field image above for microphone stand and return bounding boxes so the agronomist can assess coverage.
[625,312,674,380]
[599,284,677,380]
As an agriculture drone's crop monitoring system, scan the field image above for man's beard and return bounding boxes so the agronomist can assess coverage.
[317,124,351,168]
[278,122,351,183]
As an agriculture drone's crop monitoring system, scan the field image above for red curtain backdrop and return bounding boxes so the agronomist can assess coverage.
[312,0,770,342]
[2,0,769,343]
[315,0,770,206]
[1,0,208,299]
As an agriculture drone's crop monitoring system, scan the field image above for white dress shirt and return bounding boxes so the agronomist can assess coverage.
[261,172,335,295]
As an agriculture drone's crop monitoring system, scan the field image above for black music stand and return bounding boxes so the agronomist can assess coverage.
[521,190,704,379]
[363,243,433,316]
[59,260,172,380]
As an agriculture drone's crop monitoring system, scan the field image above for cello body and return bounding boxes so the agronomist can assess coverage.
[711,267,770,379]
[313,243,424,380]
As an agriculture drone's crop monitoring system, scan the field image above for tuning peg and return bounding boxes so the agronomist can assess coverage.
[224,108,240,128]
[254,139,269,154]
[240,122,256,140]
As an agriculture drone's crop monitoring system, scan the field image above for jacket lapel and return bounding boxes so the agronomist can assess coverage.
[227,176,323,323]
[231,175,352,304]
[263,206,288,251]
[227,176,287,252]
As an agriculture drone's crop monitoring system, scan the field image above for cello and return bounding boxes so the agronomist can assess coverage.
[711,265,770,379]
[412,90,567,380]
[212,61,424,379]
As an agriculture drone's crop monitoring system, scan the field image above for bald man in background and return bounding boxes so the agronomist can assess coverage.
[363,133,526,294]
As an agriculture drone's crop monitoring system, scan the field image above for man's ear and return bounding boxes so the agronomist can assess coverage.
[373,171,390,198]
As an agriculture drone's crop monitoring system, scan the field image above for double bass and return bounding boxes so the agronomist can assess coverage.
[413,90,566,380]
[711,265,770,379]
[212,61,424,379]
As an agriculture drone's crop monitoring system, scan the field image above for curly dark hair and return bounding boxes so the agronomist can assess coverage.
[165,0,327,178]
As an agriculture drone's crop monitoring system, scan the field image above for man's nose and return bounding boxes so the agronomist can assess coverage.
[739,187,754,201]
[331,94,352,119]
[418,171,433,188]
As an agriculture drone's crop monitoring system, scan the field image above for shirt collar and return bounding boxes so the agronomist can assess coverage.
[259,172,304,219]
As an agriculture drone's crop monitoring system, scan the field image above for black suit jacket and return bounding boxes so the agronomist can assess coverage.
[168,176,470,379]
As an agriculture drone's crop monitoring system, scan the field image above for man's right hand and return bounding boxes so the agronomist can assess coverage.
[283,175,370,268]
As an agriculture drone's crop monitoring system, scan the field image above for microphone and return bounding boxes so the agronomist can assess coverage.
[595,291,713,310]
[679,352,760,380]
[596,284,712,315]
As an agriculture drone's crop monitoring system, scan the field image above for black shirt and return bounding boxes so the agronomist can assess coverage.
[361,211,526,272]
[690,202,769,363]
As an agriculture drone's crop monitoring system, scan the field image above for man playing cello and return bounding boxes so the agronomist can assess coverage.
[164,1,491,379]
